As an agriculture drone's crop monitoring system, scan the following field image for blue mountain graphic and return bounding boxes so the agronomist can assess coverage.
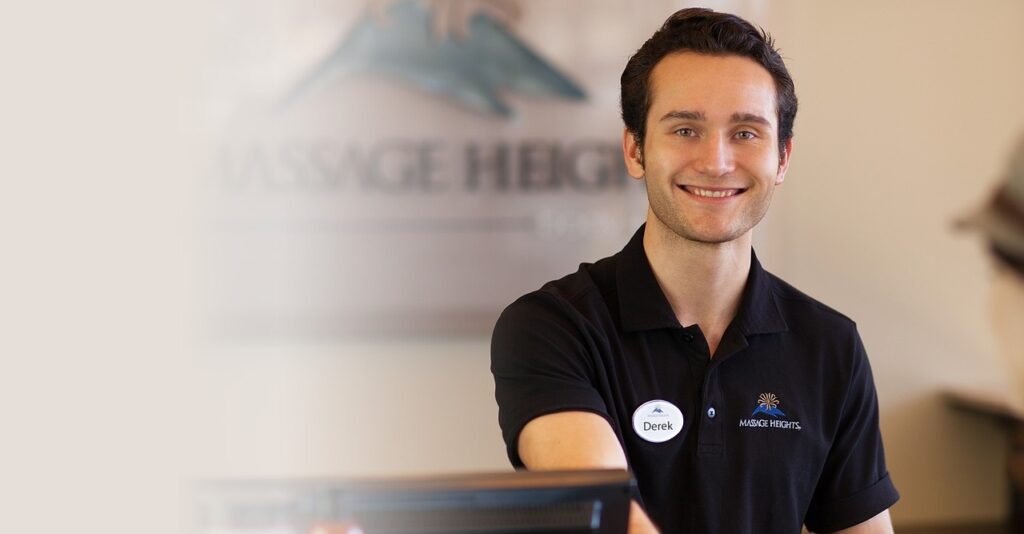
[751,405,786,418]
[281,0,586,116]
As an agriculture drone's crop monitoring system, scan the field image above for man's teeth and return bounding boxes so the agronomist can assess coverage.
[688,187,738,198]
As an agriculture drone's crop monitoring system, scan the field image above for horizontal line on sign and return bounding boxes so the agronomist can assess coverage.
[205,308,503,340]
[206,216,537,233]
[338,216,536,233]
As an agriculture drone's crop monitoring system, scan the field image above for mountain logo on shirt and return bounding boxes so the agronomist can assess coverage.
[751,392,786,417]
[739,393,802,430]
[651,406,665,414]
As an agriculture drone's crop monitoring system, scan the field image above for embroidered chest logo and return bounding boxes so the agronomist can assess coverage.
[739,392,802,431]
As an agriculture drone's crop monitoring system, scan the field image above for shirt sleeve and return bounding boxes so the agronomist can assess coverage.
[490,291,610,467]
[804,329,899,532]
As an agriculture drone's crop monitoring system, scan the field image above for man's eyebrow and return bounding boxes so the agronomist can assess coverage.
[731,112,772,126]
[659,110,705,122]
[658,110,772,126]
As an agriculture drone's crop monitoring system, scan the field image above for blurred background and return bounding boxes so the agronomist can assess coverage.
[3,0,1023,532]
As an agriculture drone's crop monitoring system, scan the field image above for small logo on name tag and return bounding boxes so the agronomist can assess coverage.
[632,399,684,443]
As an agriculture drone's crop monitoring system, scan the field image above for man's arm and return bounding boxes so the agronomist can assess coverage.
[804,329,899,533]
[826,510,893,534]
[518,411,659,534]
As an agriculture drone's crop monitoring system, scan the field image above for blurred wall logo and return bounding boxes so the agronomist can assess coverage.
[209,0,644,338]
[281,0,586,116]
[221,0,619,196]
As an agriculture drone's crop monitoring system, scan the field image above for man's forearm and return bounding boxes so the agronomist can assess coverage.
[629,500,659,534]
[518,412,660,532]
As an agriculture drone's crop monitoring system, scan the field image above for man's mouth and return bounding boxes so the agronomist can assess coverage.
[679,185,746,198]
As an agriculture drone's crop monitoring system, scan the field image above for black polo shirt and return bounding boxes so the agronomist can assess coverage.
[491,225,899,533]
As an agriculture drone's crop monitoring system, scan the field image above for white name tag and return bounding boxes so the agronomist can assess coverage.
[632,399,684,443]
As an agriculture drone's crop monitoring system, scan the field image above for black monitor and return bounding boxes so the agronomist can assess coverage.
[195,469,634,534]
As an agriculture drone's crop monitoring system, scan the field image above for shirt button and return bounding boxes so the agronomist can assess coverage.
[707,407,716,419]
[682,333,694,342]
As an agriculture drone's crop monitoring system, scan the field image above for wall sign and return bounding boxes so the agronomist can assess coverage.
[205,0,654,338]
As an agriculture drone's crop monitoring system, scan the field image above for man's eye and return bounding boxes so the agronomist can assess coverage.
[736,130,757,140]
[674,128,696,137]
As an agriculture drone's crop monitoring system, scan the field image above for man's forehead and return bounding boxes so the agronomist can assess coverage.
[647,52,778,121]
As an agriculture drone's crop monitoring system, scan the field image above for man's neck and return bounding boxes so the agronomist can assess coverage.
[642,217,752,357]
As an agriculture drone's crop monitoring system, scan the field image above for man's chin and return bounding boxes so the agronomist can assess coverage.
[670,226,747,246]
[646,209,751,245]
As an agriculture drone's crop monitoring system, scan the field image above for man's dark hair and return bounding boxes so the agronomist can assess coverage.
[620,8,797,161]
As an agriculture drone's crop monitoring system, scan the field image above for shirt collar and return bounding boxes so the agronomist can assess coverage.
[615,224,788,336]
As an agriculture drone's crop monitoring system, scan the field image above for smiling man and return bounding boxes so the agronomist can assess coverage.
[490,8,899,534]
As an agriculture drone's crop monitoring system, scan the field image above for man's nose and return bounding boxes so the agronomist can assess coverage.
[694,134,735,178]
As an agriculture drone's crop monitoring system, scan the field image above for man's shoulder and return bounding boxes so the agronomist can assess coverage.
[498,254,618,327]
[764,270,859,335]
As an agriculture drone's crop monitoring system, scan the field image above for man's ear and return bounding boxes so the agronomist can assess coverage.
[623,128,645,179]
[775,137,793,185]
